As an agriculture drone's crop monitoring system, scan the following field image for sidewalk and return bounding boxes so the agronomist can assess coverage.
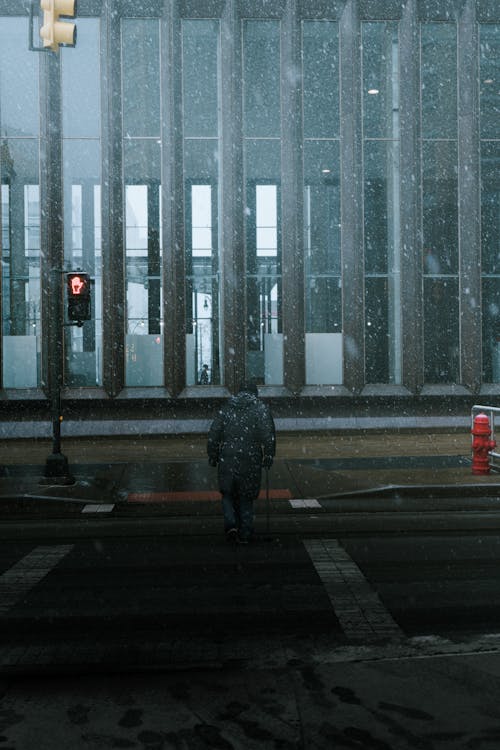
[0,430,498,521]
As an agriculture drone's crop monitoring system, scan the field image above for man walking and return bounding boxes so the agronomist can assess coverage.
[207,382,276,543]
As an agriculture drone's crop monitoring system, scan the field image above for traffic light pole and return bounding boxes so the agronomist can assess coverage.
[39,42,73,484]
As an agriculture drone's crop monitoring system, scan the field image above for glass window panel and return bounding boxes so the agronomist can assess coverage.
[256,185,277,257]
[192,184,212,257]
[483,278,500,382]
[365,277,389,383]
[184,138,221,386]
[24,186,40,255]
[480,25,500,139]
[62,18,100,138]
[1,139,40,388]
[182,20,219,138]
[124,140,163,386]
[424,277,459,382]
[481,140,500,381]
[126,185,148,254]
[421,23,457,139]
[362,22,399,140]
[422,141,458,274]
[243,20,281,138]
[303,21,339,139]
[304,140,340,278]
[364,140,402,384]
[244,139,281,181]
[245,140,282,385]
[94,186,102,256]
[63,139,102,387]
[364,142,390,275]
[122,18,160,138]
[0,18,38,137]
[481,141,500,275]
[303,138,342,385]
[362,20,401,386]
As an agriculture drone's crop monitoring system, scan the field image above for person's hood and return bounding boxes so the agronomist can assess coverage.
[230,392,257,409]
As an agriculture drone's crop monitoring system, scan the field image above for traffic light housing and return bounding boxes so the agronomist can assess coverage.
[40,0,77,52]
[67,272,91,326]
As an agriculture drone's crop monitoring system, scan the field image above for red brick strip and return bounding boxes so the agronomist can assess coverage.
[127,489,292,503]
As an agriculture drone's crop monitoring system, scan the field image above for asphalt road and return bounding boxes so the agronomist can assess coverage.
[2,524,500,645]
[4,516,500,749]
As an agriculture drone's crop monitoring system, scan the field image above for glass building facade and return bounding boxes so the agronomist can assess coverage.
[0,0,499,423]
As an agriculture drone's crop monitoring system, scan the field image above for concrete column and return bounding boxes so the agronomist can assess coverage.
[458,0,481,393]
[340,0,364,393]
[101,0,125,397]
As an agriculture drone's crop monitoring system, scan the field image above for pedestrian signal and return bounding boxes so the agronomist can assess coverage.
[40,0,77,52]
[67,272,91,326]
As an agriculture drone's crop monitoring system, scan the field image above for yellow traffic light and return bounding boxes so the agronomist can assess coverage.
[40,0,77,52]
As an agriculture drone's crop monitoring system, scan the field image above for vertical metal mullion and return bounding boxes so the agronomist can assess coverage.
[458,0,481,392]
[0,159,2,386]
[221,0,244,393]
[81,180,96,353]
[147,180,161,335]
[282,0,304,394]
[101,0,124,396]
[340,0,364,393]
[162,1,185,396]
[39,50,63,401]
[400,0,422,392]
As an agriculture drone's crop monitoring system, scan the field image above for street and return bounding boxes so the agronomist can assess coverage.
[3,524,500,645]
[3,513,500,748]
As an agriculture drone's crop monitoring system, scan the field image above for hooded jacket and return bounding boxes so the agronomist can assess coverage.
[207,390,275,497]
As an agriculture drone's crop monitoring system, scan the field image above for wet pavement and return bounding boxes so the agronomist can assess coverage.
[0,430,498,516]
[2,431,500,748]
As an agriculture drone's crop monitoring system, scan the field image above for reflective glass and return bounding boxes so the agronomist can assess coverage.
[422,141,458,274]
[182,20,219,138]
[243,21,281,138]
[364,142,402,384]
[422,140,458,382]
[63,140,102,386]
[182,21,221,387]
[1,140,40,388]
[481,141,500,275]
[364,141,398,275]
[124,140,163,386]
[421,23,457,139]
[62,17,101,387]
[122,19,160,138]
[481,141,500,381]
[0,18,38,137]
[304,140,341,332]
[363,22,401,385]
[362,22,399,139]
[303,21,339,139]
[62,19,100,138]
[423,277,459,382]
[184,146,221,387]
[245,140,282,385]
[482,278,500,382]
[480,25,500,139]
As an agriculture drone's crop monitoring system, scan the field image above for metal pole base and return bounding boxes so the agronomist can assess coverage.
[41,452,75,485]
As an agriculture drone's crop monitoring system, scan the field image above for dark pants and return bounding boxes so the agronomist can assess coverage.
[218,456,261,540]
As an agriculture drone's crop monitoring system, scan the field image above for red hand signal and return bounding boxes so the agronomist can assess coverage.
[70,276,85,295]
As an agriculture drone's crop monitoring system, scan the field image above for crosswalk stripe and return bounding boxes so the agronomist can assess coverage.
[290,498,321,508]
[304,538,403,642]
[0,545,73,615]
[82,503,115,513]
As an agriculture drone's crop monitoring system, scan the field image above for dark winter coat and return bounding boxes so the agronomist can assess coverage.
[207,392,276,499]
